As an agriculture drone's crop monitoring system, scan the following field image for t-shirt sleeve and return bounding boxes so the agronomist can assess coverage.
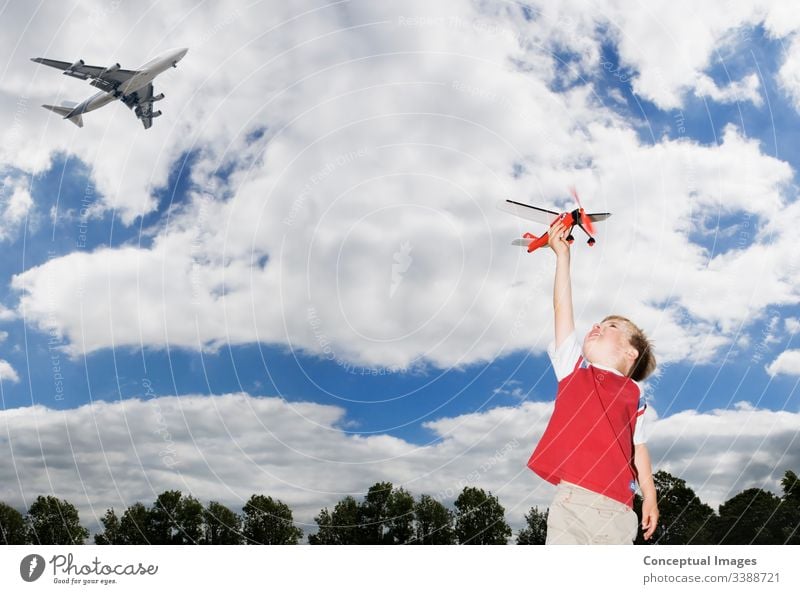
[547,331,583,381]
[632,395,648,444]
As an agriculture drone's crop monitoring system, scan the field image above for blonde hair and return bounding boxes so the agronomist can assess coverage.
[602,315,656,381]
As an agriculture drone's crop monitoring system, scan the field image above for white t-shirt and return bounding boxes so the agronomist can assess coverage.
[548,331,648,445]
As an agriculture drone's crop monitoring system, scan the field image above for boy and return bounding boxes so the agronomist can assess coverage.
[527,220,658,544]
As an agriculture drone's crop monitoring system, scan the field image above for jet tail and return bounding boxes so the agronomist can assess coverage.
[41,102,83,128]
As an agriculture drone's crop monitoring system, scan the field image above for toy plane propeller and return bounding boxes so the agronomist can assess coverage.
[497,188,611,253]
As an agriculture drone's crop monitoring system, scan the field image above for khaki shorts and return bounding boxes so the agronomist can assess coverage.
[545,481,638,545]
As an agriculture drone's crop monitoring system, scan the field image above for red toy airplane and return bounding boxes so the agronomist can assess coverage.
[497,188,611,253]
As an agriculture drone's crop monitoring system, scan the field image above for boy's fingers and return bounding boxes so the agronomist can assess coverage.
[642,512,657,539]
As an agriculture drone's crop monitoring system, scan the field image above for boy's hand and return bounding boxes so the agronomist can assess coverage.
[547,219,570,257]
[641,497,659,541]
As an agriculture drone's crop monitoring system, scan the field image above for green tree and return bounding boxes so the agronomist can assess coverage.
[454,487,511,545]
[309,508,336,545]
[780,470,800,544]
[176,495,204,544]
[516,506,548,545]
[358,482,394,544]
[634,471,716,544]
[309,496,362,545]
[242,495,303,544]
[385,487,415,544]
[0,502,27,544]
[412,495,454,544]
[118,502,154,544]
[26,495,89,545]
[203,501,243,545]
[94,508,122,545]
[715,488,786,544]
[782,470,800,503]
[149,491,181,544]
[149,491,204,544]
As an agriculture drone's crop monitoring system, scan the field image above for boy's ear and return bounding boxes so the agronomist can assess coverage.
[626,347,639,362]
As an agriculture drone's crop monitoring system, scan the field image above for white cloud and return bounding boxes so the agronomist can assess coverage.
[785,317,800,334]
[609,4,763,109]
[0,359,20,383]
[0,393,796,539]
[492,379,527,400]
[1,0,334,223]
[9,56,799,370]
[778,34,800,112]
[4,1,800,371]
[0,175,34,242]
[693,72,763,105]
[606,87,626,105]
[15,116,796,369]
[503,0,791,110]
[511,1,800,110]
[0,0,797,225]
[762,1,800,38]
[765,349,800,376]
[649,402,800,506]
[0,303,16,321]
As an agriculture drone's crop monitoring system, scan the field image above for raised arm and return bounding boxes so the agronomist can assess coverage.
[548,220,574,349]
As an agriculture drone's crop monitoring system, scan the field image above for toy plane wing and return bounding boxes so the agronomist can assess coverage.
[496,199,558,225]
[499,199,611,225]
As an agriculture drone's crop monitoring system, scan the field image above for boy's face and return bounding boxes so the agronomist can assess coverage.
[582,319,638,372]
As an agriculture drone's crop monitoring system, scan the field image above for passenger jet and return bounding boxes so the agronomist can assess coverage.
[31,48,188,129]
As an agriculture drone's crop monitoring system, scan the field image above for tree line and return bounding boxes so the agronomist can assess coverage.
[1,470,797,545]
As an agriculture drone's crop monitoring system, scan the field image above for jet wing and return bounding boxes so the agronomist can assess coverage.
[121,82,159,130]
[497,199,559,225]
[31,57,139,92]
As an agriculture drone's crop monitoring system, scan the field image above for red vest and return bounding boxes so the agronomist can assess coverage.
[527,359,640,507]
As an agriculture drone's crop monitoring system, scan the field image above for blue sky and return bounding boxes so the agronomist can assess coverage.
[3,14,796,433]
[1,0,799,535]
